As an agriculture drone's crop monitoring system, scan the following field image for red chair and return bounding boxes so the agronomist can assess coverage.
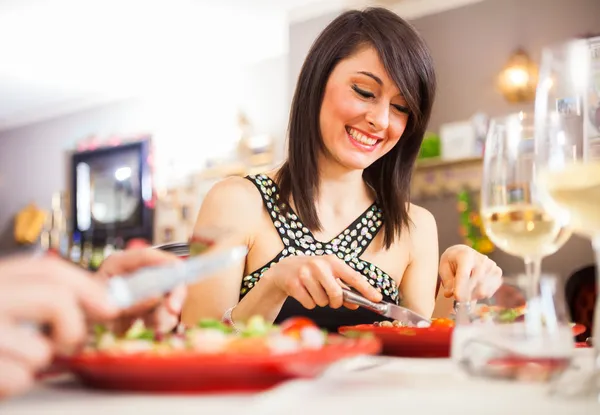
[565,265,597,341]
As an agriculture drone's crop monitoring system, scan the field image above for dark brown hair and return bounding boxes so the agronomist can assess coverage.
[276,7,436,249]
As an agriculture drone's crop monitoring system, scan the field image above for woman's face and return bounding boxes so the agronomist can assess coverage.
[319,46,410,171]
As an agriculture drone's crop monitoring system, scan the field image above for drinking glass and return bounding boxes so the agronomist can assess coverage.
[452,274,574,382]
[481,112,572,299]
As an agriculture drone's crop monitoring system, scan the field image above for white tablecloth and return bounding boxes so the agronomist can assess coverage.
[2,350,598,415]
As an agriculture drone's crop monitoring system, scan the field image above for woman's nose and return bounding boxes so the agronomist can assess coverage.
[365,103,389,131]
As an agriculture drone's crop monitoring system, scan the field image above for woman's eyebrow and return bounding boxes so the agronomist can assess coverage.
[356,71,383,86]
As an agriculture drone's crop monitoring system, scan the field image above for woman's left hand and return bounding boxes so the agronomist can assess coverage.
[438,245,502,301]
[96,249,187,334]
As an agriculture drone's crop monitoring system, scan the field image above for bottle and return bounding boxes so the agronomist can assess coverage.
[70,232,82,264]
[80,235,93,269]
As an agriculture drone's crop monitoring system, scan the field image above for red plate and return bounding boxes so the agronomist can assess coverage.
[572,323,586,337]
[339,324,587,358]
[485,356,570,381]
[339,325,452,358]
[63,336,380,393]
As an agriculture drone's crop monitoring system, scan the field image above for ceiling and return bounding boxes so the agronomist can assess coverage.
[0,0,488,132]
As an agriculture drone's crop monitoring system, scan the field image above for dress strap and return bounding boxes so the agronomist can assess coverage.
[244,174,290,245]
[349,204,384,258]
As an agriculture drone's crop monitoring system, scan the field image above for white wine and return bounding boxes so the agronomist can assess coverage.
[482,205,571,258]
[538,161,600,239]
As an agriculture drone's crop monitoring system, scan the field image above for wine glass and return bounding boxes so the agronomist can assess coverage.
[534,36,600,396]
[480,112,572,299]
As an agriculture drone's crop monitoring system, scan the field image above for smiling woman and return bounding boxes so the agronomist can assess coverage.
[182,7,503,332]
[280,9,436,249]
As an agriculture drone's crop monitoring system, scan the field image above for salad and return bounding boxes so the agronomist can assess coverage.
[373,318,455,329]
[88,316,330,356]
[472,305,527,323]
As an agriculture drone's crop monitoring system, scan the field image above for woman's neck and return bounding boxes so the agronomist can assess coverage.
[316,155,374,215]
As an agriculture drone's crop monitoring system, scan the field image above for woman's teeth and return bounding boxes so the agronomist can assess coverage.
[346,127,378,146]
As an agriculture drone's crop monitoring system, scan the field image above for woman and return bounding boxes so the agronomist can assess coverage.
[182,8,502,331]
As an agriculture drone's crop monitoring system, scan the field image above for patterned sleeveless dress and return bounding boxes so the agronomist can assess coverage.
[241,174,400,331]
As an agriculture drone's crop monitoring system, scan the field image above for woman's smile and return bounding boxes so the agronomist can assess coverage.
[345,126,383,152]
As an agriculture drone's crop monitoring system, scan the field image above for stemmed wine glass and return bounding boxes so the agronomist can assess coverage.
[481,112,572,300]
[534,36,600,396]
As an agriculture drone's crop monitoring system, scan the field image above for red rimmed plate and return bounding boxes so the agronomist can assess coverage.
[339,324,587,358]
[63,336,381,393]
[485,356,571,381]
[572,323,586,337]
[339,324,452,358]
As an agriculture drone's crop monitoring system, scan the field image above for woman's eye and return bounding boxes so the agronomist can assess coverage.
[392,104,410,114]
[351,84,375,99]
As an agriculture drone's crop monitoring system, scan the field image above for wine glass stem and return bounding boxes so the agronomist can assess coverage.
[523,257,542,299]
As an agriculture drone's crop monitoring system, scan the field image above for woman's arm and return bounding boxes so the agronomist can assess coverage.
[181,177,288,325]
[398,204,439,318]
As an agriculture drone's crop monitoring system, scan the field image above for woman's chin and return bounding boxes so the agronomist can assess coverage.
[335,154,377,171]
[322,145,380,171]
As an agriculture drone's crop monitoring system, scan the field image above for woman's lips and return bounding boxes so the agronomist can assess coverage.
[346,126,381,152]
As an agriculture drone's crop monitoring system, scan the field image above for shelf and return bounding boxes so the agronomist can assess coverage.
[415,156,482,170]
[412,156,483,199]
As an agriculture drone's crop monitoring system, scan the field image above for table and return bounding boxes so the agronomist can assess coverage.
[3,350,598,415]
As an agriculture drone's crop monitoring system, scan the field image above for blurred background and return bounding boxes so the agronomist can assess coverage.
[0,0,599,292]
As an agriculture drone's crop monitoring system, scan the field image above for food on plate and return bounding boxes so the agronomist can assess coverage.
[473,304,527,323]
[88,316,331,356]
[478,306,582,329]
[370,305,530,329]
[373,317,454,329]
[486,357,570,382]
[429,318,455,328]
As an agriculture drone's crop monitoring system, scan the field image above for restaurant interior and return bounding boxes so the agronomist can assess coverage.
[1,0,600,412]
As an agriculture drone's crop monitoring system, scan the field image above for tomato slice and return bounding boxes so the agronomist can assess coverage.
[280,317,318,338]
[430,318,455,328]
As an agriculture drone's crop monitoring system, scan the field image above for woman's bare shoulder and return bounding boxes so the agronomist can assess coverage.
[210,176,263,200]
[404,203,439,263]
[195,176,265,228]
[407,203,437,234]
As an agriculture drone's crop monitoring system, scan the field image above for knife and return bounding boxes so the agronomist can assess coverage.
[21,246,248,336]
[107,245,248,309]
[342,288,431,326]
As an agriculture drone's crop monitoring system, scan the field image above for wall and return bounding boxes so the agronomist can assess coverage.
[238,54,289,161]
[0,99,144,252]
[288,10,342,95]
[0,50,290,253]
[410,0,600,132]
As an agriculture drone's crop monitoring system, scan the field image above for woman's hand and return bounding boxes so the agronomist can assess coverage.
[438,244,503,301]
[97,248,187,334]
[0,256,116,399]
[264,255,383,309]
